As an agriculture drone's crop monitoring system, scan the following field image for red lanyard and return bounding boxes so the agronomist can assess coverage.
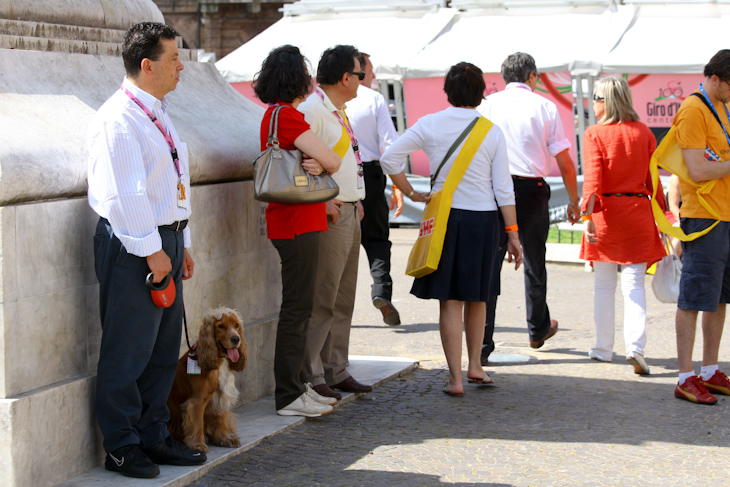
[316,89,363,166]
[121,84,181,178]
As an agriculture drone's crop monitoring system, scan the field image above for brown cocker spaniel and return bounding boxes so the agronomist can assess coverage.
[167,307,248,453]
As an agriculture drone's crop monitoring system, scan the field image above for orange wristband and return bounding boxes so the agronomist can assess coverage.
[505,224,518,233]
[582,214,592,221]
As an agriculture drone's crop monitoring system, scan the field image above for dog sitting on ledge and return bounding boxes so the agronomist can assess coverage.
[167,307,248,453]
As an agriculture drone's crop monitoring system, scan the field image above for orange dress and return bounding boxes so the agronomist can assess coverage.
[579,121,666,266]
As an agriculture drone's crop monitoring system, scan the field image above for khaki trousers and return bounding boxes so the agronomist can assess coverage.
[305,203,361,386]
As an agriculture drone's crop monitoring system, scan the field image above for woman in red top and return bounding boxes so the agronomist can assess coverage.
[580,76,666,375]
[253,45,341,417]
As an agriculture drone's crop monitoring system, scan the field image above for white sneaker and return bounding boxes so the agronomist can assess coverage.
[588,349,612,362]
[305,383,337,406]
[626,353,650,375]
[276,393,333,417]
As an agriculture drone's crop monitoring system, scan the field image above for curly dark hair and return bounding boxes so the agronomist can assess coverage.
[444,62,486,107]
[316,45,359,86]
[253,45,312,104]
[500,52,536,84]
[704,50,730,82]
[123,22,178,78]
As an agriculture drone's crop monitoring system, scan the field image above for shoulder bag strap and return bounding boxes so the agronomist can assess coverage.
[431,117,480,188]
[441,117,493,194]
[690,92,726,131]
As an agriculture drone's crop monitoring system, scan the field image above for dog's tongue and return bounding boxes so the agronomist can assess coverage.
[227,348,240,363]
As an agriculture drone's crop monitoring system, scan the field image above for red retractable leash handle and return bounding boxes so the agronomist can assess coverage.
[145,272,176,308]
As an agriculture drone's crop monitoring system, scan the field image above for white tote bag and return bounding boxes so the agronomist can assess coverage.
[652,234,682,303]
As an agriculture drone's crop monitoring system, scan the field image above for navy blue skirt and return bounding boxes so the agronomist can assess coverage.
[411,209,499,302]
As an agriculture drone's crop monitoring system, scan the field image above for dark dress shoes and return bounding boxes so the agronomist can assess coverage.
[142,436,207,466]
[312,383,342,400]
[332,375,373,393]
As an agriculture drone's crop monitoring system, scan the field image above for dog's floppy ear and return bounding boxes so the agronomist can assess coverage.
[229,309,248,372]
[197,312,220,371]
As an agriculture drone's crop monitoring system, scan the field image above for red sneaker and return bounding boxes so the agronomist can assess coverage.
[675,376,718,405]
[702,370,730,396]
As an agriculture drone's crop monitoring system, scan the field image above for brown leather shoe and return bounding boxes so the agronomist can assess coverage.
[332,376,373,393]
[529,319,558,349]
[373,297,401,326]
[312,383,341,400]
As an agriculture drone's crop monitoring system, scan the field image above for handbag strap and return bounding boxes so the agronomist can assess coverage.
[431,117,480,188]
[267,105,284,148]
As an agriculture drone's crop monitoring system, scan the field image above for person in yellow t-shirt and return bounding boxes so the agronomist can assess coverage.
[673,49,730,406]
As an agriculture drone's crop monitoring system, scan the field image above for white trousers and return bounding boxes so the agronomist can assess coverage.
[592,261,648,360]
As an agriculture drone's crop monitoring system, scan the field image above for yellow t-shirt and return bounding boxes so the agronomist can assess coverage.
[673,92,730,220]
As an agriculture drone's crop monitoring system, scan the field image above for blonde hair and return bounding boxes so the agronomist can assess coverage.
[595,76,640,125]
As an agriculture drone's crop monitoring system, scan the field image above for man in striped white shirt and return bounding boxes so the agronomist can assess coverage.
[87,22,204,479]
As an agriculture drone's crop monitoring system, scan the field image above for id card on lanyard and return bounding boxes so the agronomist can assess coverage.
[317,90,364,189]
[121,84,187,209]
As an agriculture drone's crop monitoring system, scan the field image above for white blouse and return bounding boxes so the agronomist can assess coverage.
[380,106,514,211]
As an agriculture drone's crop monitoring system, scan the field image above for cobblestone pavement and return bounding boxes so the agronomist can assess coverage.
[188,228,730,487]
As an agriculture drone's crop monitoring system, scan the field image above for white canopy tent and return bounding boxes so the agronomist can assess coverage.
[600,3,730,74]
[404,5,636,78]
[215,6,457,82]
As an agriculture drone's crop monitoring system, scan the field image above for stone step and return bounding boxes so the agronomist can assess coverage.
[56,355,418,487]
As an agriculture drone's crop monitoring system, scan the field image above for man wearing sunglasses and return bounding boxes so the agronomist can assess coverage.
[298,45,373,400]
[477,52,580,357]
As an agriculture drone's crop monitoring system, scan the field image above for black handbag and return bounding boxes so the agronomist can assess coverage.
[252,105,339,204]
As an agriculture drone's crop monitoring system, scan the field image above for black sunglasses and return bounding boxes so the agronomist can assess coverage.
[593,94,605,102]
[350,71,365,81]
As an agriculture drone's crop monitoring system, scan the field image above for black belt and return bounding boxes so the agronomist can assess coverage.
[362,160,380,166]
[512,175,544,180]
[159,220,188,231]
[602,193,648,198]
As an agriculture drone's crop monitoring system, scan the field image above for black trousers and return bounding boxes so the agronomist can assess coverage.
[513,177,552,341]
[272,231,320,410]
[360,162,393,301]
[94,218,184,453]
[482,212,507,358]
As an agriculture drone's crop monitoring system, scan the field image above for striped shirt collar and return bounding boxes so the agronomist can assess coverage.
[122,77,170,114]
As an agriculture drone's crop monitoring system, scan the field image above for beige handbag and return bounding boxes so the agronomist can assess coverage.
[253,105,339,204]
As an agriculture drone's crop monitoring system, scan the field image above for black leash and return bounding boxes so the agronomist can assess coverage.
[183,305,197,358]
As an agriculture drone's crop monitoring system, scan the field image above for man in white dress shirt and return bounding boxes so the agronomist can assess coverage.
[478,52,580,353]
[346,52,402,326]
[298,45,373,400]
[87,22,204,479]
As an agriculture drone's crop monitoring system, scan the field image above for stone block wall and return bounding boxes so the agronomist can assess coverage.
[0,1,280,485]
[152,0,287,59]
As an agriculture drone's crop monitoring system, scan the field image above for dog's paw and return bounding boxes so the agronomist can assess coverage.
[218,436,241,449]
[186,441,209,453]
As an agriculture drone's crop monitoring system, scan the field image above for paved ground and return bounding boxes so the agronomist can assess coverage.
[187,227,730,487]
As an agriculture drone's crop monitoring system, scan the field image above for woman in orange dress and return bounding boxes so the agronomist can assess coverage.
[580,76,667,375]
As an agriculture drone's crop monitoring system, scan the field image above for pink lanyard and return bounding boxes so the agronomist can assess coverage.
[121,84,181,178]
[316,90,363,166]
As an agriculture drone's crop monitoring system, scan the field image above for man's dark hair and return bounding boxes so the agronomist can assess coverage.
[316,45,359,86]
[253,45,312,104]
[123,22,178,78]
[501,52,537,84]
[704,50,730,81]
[357,52,370,71]
[444,62,485,107]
